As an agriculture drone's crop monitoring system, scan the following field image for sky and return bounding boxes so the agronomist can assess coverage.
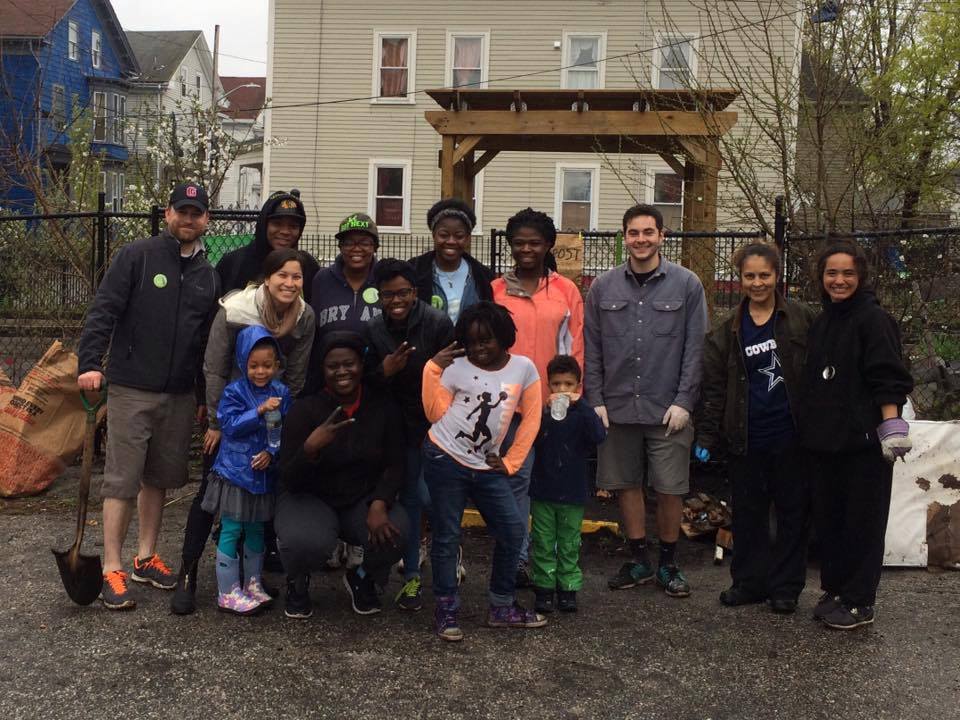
[110,0,269,77]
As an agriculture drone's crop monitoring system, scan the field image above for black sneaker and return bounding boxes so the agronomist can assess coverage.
[822,604,875,630]
[719,585,766,607]
[343,568,382,615]
[534,587,554,614]
[557,590,578,613]
[515,561,533,589]
[769,597,797,614]
[170,560,198,616]
[284,574,313,619]
[812,592,840,621]
[607,561,655,590]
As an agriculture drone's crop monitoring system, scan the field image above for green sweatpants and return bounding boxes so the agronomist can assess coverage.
[530,500,585,591]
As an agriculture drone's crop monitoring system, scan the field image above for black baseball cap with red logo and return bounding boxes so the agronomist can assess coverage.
[168,182,209,212]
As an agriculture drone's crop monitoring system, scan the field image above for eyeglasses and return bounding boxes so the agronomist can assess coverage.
[339,237,376,249]
[380,288,415,302]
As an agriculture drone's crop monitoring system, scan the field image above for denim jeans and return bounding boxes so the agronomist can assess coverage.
[400,444,431,581]
[500,414,534,564]
[422,438,524,607]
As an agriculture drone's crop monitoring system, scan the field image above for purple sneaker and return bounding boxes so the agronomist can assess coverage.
[218,584,262,616]
[486,603,547,629]
[434,595,464,642]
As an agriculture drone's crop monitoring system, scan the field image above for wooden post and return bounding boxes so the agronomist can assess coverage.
[440,135,455,198]
[681,139,721,315]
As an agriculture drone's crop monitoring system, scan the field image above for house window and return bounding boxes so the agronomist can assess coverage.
[561,32,606,89]
[68,22,79,61]
[368,159,411,232]
[555,164,599,231]
[180,70,187,97]
[92,91,106,141]
[372,32,416,103]
[91,30,101,68]
[111,94,126,144]
[654,36,694,89]
[51,85,66,132]
[195,72,202,96]
[446,33,488,89]
[648,168,684,230]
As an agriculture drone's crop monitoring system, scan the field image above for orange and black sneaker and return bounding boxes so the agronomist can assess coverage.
[131,554,177,590]
[100,570,136,610]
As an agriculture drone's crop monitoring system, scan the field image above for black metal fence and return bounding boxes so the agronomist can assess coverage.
[2,198,958,418]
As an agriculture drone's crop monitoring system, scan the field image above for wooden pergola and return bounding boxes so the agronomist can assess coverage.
[424,88,739,298]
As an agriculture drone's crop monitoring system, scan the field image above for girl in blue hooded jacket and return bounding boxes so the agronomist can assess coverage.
[202,325,292,615]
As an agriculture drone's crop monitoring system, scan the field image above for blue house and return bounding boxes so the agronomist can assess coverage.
[0,0,140,212]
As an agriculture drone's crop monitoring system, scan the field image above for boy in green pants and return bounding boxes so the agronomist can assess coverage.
[530,355,607,613]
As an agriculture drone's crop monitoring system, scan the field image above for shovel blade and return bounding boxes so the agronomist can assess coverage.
[51,547,103,606]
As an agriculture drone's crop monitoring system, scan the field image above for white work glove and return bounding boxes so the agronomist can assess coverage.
[593,405,609,429]
[877,418,911,463]
[662,405,690,437]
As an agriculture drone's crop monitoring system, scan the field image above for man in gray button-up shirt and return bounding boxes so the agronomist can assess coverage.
[584,204,707,599]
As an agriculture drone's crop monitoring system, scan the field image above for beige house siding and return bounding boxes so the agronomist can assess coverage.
[265,1,800,241]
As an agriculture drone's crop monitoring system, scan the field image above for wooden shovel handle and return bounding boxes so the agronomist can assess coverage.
[72,388,106,556]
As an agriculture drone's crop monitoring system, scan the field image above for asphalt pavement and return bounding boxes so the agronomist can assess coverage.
[1,466,957,720]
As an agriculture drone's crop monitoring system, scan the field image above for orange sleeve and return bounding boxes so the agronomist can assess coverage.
[422,360,455,423]
[501,381,542,475]
[568,282,585,374]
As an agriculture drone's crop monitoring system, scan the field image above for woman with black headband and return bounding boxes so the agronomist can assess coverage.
[409,198,495,324]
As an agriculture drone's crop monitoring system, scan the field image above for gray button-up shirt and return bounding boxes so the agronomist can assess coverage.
[584,257,707,425]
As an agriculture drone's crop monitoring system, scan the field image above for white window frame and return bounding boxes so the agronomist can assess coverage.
[91,30,101,68]
[473,169,484,235]
[371,31,417,104]
[195,72,202,97]
[51,85,66,132]
[68,21,79,61]
[367,158,412,233]
[651,34,698,90]
[645,160,684,229]
[180,69,187,97]
[444,31,489,89]
[560,31,607,90]
[554,162,600,231]
[92,91,106,141]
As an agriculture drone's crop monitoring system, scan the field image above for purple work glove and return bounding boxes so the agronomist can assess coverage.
[877,418,911,463]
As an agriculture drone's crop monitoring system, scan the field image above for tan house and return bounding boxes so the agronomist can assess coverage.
[264,1,801,239]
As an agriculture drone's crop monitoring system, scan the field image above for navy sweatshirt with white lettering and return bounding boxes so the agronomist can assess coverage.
[309,256,382,342]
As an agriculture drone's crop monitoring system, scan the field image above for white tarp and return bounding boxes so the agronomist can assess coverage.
[884,420,960,566]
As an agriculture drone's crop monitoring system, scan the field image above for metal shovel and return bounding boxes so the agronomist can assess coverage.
[52,387,106,605]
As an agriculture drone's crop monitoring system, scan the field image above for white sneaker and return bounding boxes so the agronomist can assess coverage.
[344,544,364,569]
[325,540,345,569]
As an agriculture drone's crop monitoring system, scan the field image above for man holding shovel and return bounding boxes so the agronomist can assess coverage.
[77,182,219,610]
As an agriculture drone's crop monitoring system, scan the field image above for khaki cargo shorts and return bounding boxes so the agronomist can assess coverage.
[101,384,196,500]
[596,422,693,495]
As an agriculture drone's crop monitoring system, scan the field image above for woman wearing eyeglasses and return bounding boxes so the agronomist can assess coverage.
[309,212,383,342]
[364,259,456,611]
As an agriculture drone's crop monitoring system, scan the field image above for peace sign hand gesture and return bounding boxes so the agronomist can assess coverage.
[382,341,416,378]
[304,406,355,457]
[432,341,465,369]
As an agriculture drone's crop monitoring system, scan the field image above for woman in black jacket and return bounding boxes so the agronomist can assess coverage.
[696,243,816,614]
[409,198,494,324]
[801,242,913,630]
[275,331,409,619]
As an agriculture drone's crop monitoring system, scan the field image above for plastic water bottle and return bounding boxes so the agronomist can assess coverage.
[265,409,282,451]
[550,394,570,421]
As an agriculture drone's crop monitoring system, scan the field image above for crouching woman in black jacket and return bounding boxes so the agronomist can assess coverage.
[275,331,409,619]
[696,243,816,614]
[801,242,913,631]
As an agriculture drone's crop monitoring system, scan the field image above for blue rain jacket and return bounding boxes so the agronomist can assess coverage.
[211,325,292,495]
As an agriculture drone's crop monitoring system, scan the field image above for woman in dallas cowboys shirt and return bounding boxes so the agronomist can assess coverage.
[695,243,816,615]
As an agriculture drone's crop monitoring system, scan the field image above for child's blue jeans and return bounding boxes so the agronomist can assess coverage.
[400,445,431,582]
[421,438,524,608]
